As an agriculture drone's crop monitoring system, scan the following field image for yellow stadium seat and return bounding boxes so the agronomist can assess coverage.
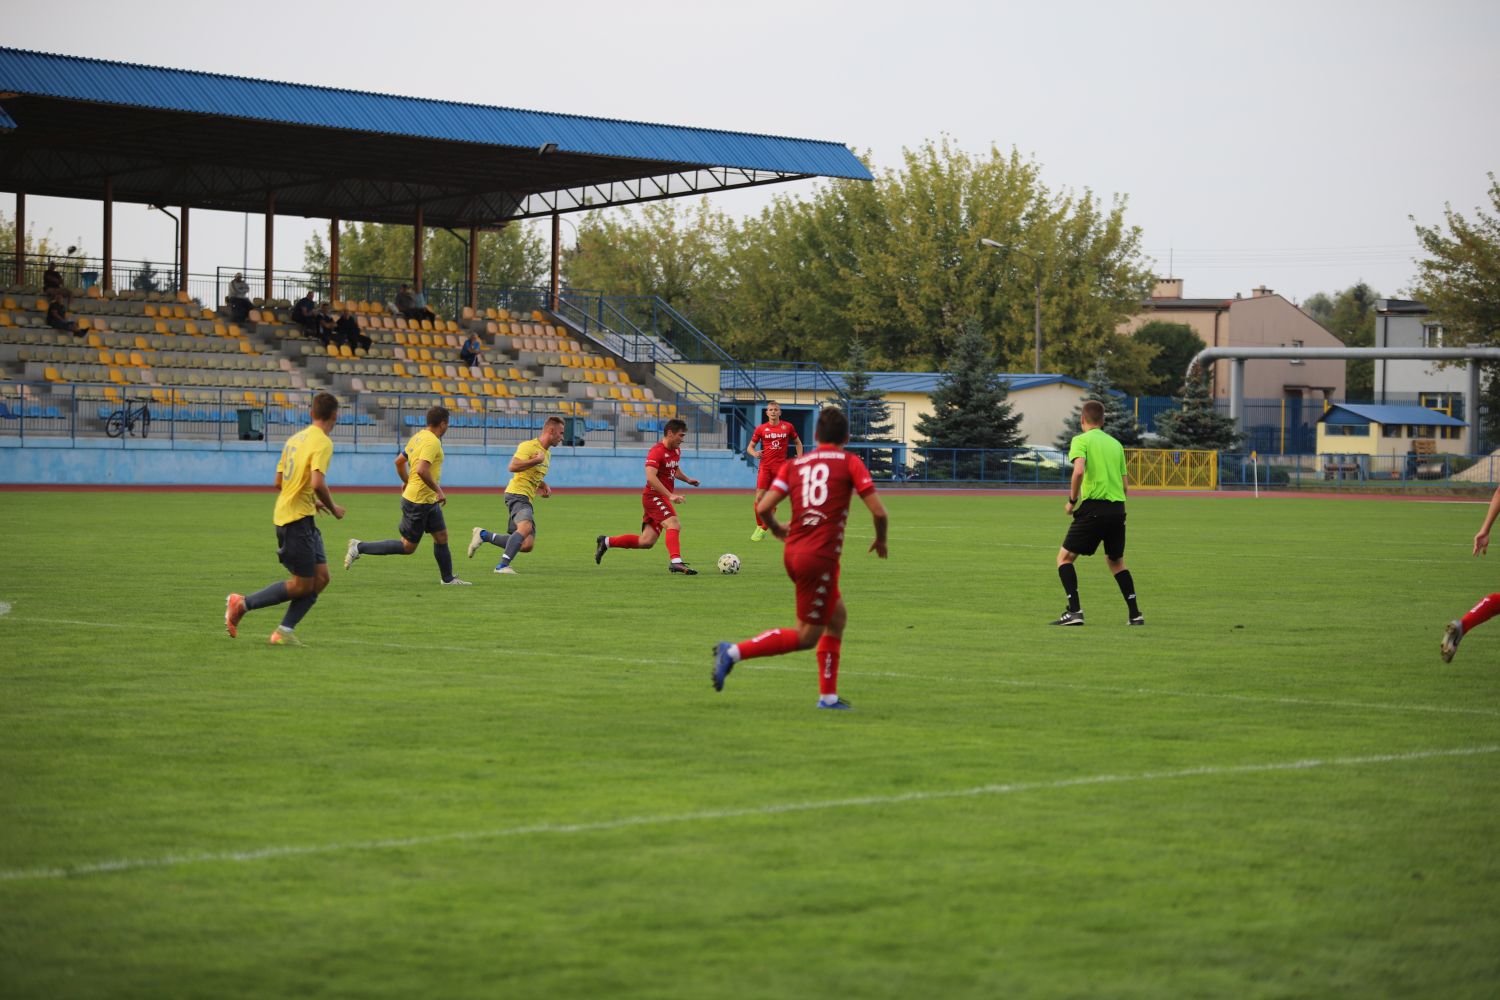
[240,340,257,355]
[155,321,171,335]
[143,304,157,317]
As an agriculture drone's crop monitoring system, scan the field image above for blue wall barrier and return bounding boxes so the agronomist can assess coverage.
[0,439,758,490]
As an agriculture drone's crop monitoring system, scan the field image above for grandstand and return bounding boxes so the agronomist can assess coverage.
[0,281,679,447]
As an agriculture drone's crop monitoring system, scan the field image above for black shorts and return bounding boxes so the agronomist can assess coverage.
[504,493,537,534]
[1062,500,1127,560]
[276,516,327,577]
[398,497,447,543]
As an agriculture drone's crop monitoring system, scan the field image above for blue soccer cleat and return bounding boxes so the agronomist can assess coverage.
[817,698,854,711]
[712,641,735,691]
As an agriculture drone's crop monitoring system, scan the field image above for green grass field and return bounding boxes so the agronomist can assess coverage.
[2,488,1498,998]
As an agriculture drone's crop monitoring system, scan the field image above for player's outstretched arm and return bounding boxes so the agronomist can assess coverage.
[862,493,889,558]
[1475,483,1500,555]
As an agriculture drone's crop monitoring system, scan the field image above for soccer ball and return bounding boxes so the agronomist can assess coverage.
[717,553,741,575]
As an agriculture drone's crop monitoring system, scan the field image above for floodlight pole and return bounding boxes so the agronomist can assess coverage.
[981,238,1042,373]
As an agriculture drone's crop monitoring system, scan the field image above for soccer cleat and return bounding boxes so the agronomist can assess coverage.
[595,535,608,565]
[750,526,767,542]
[1050,609,1085,626]
[440,577,473,586]
[712,641,735,691]
[343,538,361,570]
[669,562,698,575]
[467,526,485,559]
[268,627,303,646]
[224,593,246,639]
[1441,619,1463,663]
[1128,615,1145,626]
[495,565,518,575]
[817,698,854,711]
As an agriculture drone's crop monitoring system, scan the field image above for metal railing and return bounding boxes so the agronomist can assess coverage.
[0,382,728,454]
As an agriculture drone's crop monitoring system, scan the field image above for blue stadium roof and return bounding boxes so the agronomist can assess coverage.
[0,47,871,226]
[1320,403,1465,427]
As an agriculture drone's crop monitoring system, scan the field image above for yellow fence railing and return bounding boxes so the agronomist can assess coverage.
[1125,448,1218,490]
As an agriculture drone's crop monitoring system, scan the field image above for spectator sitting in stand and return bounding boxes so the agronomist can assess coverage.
[459,331,484,369]
[43,260,70,304]
[46,296,82,336]
[226,273,252,322]
[336,309,372,353]
[291,292,321,338]
[316,303,337,346]
[395,284,436,323]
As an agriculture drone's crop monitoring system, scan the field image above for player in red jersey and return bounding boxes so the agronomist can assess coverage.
[713,406,889,709]
[1441,480,1500,661]
[747,401,802,542]
[594,418,702,575]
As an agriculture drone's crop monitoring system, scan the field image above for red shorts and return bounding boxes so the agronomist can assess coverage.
[784,549,841,624]
[641,490,678,530]
[756,462,786,492]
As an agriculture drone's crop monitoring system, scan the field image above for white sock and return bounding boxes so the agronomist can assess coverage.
[728,645,742,663]
[820,694,839,705]
[671,557,683,564]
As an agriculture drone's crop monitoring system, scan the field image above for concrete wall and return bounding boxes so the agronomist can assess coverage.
[1226,295,1347,400]
[0,439,758,489]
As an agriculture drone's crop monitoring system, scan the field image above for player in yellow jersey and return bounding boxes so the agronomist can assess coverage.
[225,392,347,645]
[344,405,471,585]
[468,415,565,574]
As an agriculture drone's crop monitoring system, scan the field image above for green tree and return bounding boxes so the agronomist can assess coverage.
[837,336,897,476]
[1133,321,1205,396]
[1154,370,1243,450]
[1410,174,1500,349]
[914,321,1024,478]
[1302,282,1378,399]
[1056,357,1146,449]
[0,210,86,276]
[304,221,548,301]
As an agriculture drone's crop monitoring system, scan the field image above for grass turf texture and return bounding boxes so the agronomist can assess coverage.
[2,489,1498,998]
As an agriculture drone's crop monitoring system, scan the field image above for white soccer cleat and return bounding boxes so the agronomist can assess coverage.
[344,538,361,570]
[495,565,518,575]
[440,577,473,586]
[467,526,484,559]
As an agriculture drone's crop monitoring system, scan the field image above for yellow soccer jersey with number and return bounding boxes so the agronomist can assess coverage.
[401,428,445,504]
[505,438,551,499]
[273,424,334,526]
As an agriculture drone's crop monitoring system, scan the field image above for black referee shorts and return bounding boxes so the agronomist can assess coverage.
[1062,499,1127,560]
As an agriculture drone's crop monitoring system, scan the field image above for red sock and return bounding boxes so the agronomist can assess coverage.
[1461,594,1500,633]
[816,636,841,696]
[665,527,682,561]
[606,534,640,549]
[736,628,801,661]
[755,508,765,529]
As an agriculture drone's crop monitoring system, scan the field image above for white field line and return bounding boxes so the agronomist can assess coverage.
[2,744,1494,884]
[0,601,10,617]
[8,615,1500,719]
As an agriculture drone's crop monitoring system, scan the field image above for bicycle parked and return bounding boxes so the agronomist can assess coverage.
[105,399,151,438]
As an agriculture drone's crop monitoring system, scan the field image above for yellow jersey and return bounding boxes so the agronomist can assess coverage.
[505,438,551,499]
[273,424,334,526]
[401,428,445,504]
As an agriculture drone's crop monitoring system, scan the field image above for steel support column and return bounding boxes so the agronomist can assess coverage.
[1470,362,1483,453]
[330,218,340,303]
[413,204,424,292]
[550,213,561,312]
[179,206,190,293]
[102,178,114,291]
[264,192,275,301]
[13,192,23,284]
[467,226,478,311]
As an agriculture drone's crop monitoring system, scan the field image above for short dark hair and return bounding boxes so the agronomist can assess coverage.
[663,418,688,435]
[1081,399,1105,425]
[543,415,565,428]
[426,405,450,428]
[816,406,849,445]
[311,392,339,421]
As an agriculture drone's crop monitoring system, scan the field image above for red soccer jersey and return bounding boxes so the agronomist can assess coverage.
[772,444,876,560]
[644,442,681,496]
[751,420,801,469]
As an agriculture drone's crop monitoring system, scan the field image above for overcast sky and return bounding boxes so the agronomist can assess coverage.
[4,0,1497,305]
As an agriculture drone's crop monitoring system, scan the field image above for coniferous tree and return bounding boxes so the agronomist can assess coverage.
[914,321,1024,479]
[837,337,898,476]
[1154,369,1243,451]
[1055,357,1146,449]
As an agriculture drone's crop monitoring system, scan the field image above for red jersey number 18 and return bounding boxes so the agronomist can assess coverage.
[800,462,830,509]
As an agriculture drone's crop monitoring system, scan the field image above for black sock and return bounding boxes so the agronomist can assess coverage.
[280,592,317,630]
[435,542,455,581]
[244,580,289,611]
[1058,564,1080,613]
[502,532,525,563]
[359,539,407,556]
[1114,570,1140,617]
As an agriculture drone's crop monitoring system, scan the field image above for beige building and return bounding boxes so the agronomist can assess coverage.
[1121,279,1347,403]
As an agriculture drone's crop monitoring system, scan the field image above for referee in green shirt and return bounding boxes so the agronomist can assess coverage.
[1052,399,1144,626]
